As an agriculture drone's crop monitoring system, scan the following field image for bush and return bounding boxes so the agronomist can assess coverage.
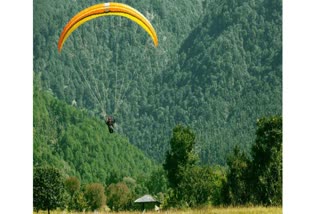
[106,182,132,211]
[84,183,106,211]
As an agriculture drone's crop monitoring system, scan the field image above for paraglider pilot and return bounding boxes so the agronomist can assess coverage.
[105,116,115,133]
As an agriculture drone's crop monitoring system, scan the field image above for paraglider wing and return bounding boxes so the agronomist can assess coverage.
[58,2,158,52]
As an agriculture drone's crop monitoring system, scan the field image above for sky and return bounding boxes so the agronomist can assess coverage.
[1,0,320,213]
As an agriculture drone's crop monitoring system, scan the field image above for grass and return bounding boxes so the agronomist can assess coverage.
[33,206,282,214]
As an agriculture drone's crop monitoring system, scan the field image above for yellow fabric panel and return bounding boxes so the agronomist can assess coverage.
[109,2,158,46]
[58,3,106,51]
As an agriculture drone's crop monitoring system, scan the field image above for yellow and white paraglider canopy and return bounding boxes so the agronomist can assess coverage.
[58,2,158,52]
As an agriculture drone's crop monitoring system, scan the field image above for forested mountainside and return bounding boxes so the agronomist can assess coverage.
[150,0,282,164]
[33,0,282,165]
[33,73,156,184]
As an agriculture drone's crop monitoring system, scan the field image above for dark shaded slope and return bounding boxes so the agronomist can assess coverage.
[151,0,282,164]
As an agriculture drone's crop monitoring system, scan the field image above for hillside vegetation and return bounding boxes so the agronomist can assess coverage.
[33,73,156,184]
[33,0,282,164]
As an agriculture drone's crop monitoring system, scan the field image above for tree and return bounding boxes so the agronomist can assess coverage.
[84,183,106,211]
[248,115,282,205]
[177,166,225,206]
[163,125,198,189]
[163,125,199,206]
[146,167,169,195]
[33,167,65,214]
[222,146,249,205]
[64,176,82,211]
[106,182,132,211]
[70,191,87,211]
[65,176,80,198]
[222,115,282,206]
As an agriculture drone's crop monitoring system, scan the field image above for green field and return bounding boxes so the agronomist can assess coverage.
[33,206,282,214]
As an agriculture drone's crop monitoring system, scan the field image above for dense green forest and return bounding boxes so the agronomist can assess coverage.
[33,73,156,184]
[33,116,282,212]
[33,0,282,165]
